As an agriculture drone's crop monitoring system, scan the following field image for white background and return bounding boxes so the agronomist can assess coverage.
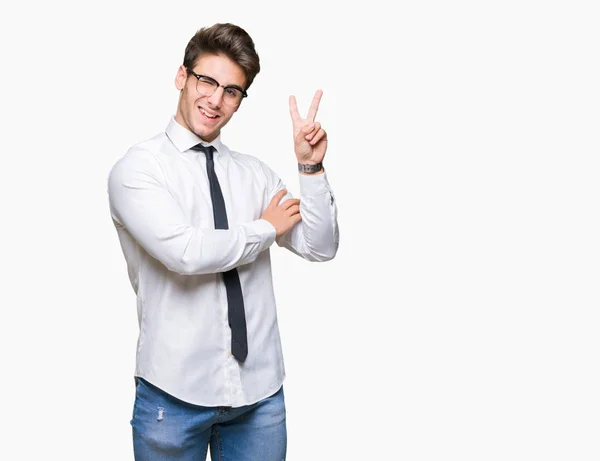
[1,0,599,459]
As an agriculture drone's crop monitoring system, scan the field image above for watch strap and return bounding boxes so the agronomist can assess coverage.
[298,162,323,174]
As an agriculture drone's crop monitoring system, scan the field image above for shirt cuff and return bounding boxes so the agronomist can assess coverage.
[298,170,330,196]
[244,219,277,251]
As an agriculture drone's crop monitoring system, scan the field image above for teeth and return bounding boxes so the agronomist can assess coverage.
[200,108,218,118]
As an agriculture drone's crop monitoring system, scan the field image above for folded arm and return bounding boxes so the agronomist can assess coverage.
[108,150,276,275]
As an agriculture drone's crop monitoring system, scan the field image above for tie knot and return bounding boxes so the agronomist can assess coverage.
[191,143,215,161]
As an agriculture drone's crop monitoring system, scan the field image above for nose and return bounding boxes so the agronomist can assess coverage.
[207,86,225,108]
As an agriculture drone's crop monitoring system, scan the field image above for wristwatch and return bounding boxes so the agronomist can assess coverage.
[298,162,323,174]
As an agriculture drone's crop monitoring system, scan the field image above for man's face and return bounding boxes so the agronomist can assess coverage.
[174,53,247,142]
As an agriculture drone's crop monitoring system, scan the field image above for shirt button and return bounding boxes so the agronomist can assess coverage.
[228,350,232,356]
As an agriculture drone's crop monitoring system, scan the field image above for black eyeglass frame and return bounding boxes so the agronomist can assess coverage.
[186,68,248,101]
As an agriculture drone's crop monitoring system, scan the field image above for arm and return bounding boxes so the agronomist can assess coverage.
[262,163,339,261]
[107,150,276,275]
[273,89,338,261]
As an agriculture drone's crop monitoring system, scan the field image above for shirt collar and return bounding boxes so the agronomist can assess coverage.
[165,116,227,156]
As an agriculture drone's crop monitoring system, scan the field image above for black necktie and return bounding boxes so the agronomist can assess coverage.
[191,143,248,362]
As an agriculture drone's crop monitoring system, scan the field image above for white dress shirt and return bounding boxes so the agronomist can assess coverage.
[107,117,339,407]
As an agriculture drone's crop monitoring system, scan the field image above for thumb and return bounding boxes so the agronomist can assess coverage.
[269,189,288,207]
[295,127,312,144]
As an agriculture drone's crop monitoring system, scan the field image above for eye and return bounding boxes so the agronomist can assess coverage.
[198,76,217,87]
[225,87,240,97]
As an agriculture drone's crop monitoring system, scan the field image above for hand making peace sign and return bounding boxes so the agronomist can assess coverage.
[289,89,328,165]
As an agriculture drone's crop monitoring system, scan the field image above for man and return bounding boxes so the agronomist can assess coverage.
[107,23,339,460]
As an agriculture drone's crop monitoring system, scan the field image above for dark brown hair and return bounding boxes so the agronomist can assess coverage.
[183,23,260,91]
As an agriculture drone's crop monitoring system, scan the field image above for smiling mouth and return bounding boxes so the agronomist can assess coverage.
[199,107,220,120]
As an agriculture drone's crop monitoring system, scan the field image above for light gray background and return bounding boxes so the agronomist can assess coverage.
[2,0,599,459]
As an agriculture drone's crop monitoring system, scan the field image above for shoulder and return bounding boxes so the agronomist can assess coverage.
[108,133,167,184]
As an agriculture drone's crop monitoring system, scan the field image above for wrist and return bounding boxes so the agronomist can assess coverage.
[298,161,323,174]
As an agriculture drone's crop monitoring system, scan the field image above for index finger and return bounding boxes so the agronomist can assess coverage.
[281,198,300,208]
[288,95,301,123]
[307,89,323,121]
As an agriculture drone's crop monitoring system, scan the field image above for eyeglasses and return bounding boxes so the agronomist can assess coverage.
[186,68,248,106]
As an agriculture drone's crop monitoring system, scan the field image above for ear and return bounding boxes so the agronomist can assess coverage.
[175,65,187,91]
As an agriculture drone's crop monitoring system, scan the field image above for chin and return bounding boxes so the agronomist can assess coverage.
[192,122,219,141]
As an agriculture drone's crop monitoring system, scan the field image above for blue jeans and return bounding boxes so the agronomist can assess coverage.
[131,377,287,460]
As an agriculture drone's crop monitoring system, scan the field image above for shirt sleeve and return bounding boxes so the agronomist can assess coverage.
[260,162,339,262]
[107,149,276,275]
